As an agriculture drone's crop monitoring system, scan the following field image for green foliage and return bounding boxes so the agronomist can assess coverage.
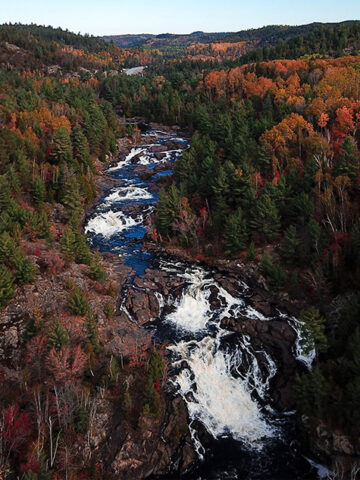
[143,350,164,418]
[74,232,92,265]
[68,286,89,316]
[0,264,15,307]
[31,175,46,205]
[224,208,248,258]
[61,227,76,261]
[50,127,73,165]
[86,312,102,354]
[88,251,106,283]
[250,195,281,242]
[48,320,70,350]
[103,301,114,320]
[281,225,301,266]
[155,185,180,236]
[75,406,89,435]
[260,251,286,291]
[299,307,327,354]
[13,252,36,284]
[247,241,256,261]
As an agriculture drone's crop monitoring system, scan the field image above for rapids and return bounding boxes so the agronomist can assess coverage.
[85,128,324,479]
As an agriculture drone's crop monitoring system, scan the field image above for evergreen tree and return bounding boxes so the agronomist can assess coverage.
[250,194,281,241]
[61,227,76,261]
[299,307,328,354]
[50,127,73,164]
[334,136,360,184]
[71,125,93,173]
[0,264,15,307]
[247,241,256,261]
[13,252,36,284]
[86,312,101,354]
[75,232,92,265]
[88,251,106,282]
[69,286,89,316]
[156,185,180,236]
[48,320,70,350]
[0,232,17,263]
[281,225,300,266]
[31,175,45,205]
[224,208,248,258]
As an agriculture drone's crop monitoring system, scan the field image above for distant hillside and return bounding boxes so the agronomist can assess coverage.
[103,21,360,57]
[103,31,228,51]
[222,20,359,45]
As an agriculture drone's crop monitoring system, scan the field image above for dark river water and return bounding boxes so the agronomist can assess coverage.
[85,129,328,480]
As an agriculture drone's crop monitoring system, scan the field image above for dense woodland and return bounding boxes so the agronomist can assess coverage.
[0,21,360,478]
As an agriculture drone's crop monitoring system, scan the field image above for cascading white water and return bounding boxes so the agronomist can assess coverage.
[162,261,280,454]
[169,336,276,449]
[84,209,142,237]
[104,186,153,203]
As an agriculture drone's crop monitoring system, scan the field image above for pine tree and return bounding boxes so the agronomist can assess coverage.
[75,232,92,265]
[48,320,70,350]
[0,264,15,307]
[250,194,281,241]
[71,125,92,172]
[50,127,73,165]
[281,225,300,266]
[31,175,45,205]
[0,174,13,211]
[299,307,327,354]
[247,241,256,261]
[62,177,82,227]
[307,217,322,260]
[0,232,17,264]
[334,136,360,184]
[13,252,36,285]
[88,251,106,282]
[156,185,180,236]
[224,208,248,258]
[260,251,273,277]
[69,286,89,316]
[260,251,286,291]
[61,227,76,261]
[86,312,101,354]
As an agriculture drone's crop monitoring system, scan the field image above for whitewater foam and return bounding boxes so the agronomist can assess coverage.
[85,210,140,237]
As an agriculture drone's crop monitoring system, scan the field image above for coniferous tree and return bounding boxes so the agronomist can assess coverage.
[50,127,73,164]
[0,264,15,307]
[89,251,106,282]
[247,241,256,261]
[281,225,300,266]
[224,208,248,258]
[250,194,281,241]
[86,312,101,354]
[71,125,93,173]
[48,320,70,350]
[61,227,76,261]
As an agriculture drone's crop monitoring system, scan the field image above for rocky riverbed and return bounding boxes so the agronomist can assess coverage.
[83,125,329,479]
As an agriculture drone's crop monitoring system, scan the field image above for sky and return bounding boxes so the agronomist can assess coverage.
[1,0,360,36]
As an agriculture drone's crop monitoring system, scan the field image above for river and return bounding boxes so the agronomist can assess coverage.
[85,127,327,480]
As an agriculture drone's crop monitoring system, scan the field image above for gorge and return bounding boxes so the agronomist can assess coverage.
[85,126,324,479]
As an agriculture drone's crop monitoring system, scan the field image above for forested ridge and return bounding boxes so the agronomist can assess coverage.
[0,21,360,478]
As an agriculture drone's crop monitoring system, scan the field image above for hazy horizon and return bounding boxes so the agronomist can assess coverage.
[2,0,360,36]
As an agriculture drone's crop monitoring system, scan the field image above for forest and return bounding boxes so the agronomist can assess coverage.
[0,20,359,479]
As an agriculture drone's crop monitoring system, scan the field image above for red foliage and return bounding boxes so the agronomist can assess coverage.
[45,253,65,274]
[47,345,87,385]
[1,404,33,459]
[26,334,48,363]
